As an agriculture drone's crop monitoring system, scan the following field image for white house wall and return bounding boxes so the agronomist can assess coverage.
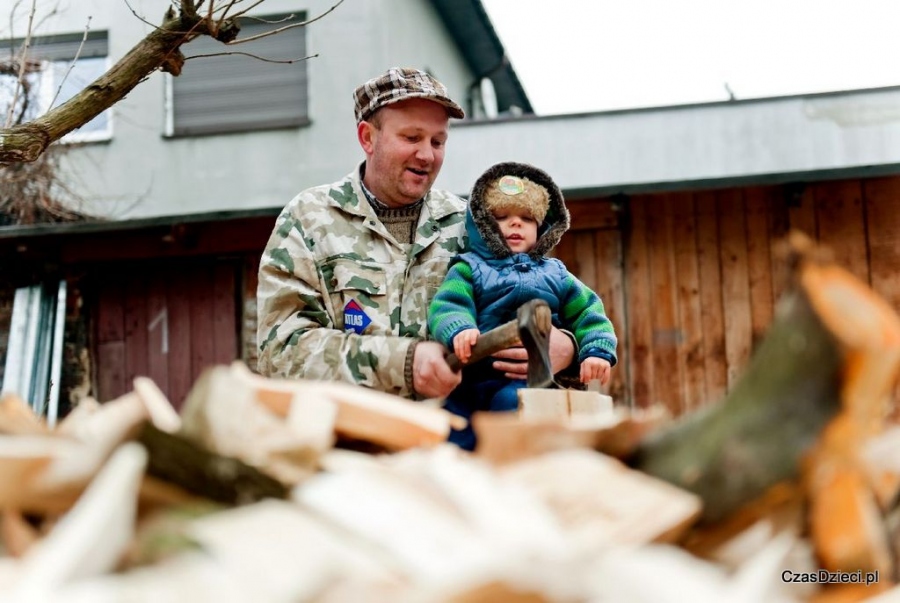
[442,87,900,198]
[0,0,472,219]
[7,2,900,218]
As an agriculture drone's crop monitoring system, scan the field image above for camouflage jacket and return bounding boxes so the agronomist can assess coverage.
[257,164,467,397]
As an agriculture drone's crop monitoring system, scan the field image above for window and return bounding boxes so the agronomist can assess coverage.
[0,31,111,143]
[166,13,310,137]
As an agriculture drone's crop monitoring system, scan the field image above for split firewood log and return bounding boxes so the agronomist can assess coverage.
[516,389,614,421]
[132,474,212,518]
[1,509,40,557]
[122,500,222,569]
[474,406,668,465]
[53,397,102,436]
[581,531,807,603]
[799,247,900,582]
[4,390,201,517]
[3,386,291,514]
[56,393,150,451]
[17,394,149,514]
[382,446,571,556]
[0,394,49,436]
[184,500,400,596]
[180,365,336,485]
[48,500,404,603]
[474,413,609,465]
[229,361,466,450]
[0,435,87,514]
[500,449,702,549]
[132,378,182,434]
[293,461,495,583]
[7,444,147,599]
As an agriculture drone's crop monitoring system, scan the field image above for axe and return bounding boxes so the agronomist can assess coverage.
[444,299,554,388]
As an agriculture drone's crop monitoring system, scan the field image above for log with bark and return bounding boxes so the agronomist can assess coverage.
[632,234,900,518]
[629,232,900,588]
[136,423,288,506]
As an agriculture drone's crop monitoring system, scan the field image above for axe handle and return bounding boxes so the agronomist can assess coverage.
[445,319,521,372]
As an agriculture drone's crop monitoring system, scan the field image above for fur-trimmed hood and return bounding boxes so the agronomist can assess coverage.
[466,161,570,261]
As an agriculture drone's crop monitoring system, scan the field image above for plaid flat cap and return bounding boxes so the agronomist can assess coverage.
[353,67,465,123]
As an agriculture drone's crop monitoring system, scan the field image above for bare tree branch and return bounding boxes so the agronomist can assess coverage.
[123,0,234,37]
[48,16,91,110]
[241,13,300,25]
[185,50,317,64]
[123,0,164,30]
[3,60,39,125]
[181,0,196,17]
[0,0,343,164]
[7,0,26,46]
[227,0,344,45]
[5,0,37,128]
[30,3,60,35]
[0,5,219,162]
[224,0,268,20]
[216,0,260,34]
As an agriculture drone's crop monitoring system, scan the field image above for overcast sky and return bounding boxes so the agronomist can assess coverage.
[481,0,900,115]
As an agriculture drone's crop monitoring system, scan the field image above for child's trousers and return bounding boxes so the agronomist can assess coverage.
[442,360,528,451]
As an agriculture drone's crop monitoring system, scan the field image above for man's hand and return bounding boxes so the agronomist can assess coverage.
[490,326,576,380]
[452,328,480,364]
[580,357,611,385]
[413,341,462,398]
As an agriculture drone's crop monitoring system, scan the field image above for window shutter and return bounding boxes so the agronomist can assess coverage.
[171,15,309,136]
[4,31,108,61]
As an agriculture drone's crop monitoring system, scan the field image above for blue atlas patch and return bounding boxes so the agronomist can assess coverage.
[343,299,372,334]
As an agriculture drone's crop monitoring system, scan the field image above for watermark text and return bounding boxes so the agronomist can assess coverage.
[782,570,879,586]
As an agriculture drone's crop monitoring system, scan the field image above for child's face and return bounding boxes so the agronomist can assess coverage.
[493,208,538,253]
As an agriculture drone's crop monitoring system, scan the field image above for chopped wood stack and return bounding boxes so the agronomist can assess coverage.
[1,231,899,602]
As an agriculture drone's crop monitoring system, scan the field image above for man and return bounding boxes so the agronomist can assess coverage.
[257,67,574,399]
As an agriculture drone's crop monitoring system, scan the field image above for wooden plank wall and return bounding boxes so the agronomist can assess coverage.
[556,176,900,416]
[554,200,628,401]
[82,178,899,416]
[93,259,240,408]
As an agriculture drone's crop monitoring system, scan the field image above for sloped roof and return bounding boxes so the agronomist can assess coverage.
[429,0,533,116]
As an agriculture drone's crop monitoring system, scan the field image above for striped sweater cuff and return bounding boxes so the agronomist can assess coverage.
[404,340,419,397]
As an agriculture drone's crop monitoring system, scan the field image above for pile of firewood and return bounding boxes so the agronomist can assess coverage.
[1,232,899,603]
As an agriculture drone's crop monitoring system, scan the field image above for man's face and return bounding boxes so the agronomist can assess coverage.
[494,208,538,254]
[358,99,450,208]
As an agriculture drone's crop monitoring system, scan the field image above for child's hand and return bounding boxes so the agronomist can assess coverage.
[453,329,480,364]
[580,357,611,385]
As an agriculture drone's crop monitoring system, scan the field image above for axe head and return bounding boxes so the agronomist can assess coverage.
[516,299,554,388]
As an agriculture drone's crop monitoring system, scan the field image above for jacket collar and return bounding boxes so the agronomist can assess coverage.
[333,161,459,222]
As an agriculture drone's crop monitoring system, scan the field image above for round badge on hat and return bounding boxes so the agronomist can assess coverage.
[498,176,525,196]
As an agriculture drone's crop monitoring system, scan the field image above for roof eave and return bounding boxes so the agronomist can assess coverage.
[428,0,533,115]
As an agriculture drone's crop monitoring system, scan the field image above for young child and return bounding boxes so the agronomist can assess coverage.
[428,161,618,450]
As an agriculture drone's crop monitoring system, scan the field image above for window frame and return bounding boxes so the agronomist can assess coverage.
[0,31,112,144]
